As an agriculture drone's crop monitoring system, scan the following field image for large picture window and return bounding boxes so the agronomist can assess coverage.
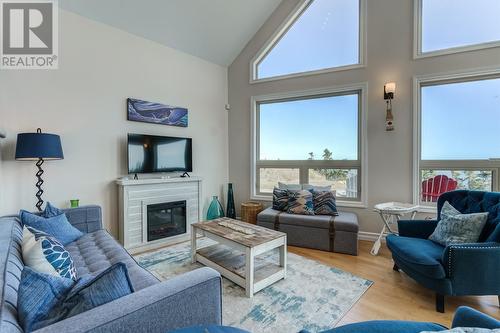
[251,0,364,82]
[415,0,500,57]
[252,85,367,205]
[414,72,500,206]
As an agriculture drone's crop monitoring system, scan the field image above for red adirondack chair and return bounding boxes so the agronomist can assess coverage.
[421,175,458,202]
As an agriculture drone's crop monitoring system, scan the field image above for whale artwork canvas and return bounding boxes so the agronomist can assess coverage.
[127,98,188,127]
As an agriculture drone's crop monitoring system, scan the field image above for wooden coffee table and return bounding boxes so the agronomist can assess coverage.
[191,217,287,297]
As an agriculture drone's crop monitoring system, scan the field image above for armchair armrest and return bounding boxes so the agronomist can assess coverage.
[397,220,438,239]
[452,306,500,329]
[34,267,222,333]
[442,243,500,295]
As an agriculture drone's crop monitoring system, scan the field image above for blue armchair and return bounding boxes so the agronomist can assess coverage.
[386,190,500,312]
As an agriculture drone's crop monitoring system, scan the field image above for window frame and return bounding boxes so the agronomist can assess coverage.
[412,68,500,211]
[250,0,367,84]
[251,83,368,207]
[413,0,500,59]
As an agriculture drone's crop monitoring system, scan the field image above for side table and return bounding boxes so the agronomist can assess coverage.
[371,202,419,255]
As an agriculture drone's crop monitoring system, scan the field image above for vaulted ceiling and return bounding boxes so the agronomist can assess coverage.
[60,0,282,66]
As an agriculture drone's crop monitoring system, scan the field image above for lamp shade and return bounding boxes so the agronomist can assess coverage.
[15,130,64,160]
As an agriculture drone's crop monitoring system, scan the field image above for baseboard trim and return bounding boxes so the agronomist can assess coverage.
[358,231,385,242]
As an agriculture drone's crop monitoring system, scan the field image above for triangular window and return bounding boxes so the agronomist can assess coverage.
[253,0,363,81]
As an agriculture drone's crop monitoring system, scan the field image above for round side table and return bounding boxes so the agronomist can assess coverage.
[371,202,419,256]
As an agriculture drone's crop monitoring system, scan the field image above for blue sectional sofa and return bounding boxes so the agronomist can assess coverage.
[0,206,222,333]
[386,190,500,312]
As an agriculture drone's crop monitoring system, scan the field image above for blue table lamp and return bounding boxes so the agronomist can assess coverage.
[15,128,64,211]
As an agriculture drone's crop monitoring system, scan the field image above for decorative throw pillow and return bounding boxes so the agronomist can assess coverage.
[272,188,289,211]
[429,201,488,246]
[313,191,339,216]
[61,262,134,319]
[22,226,78,280]
[18,263,134,332]
[20,202,83,245]
[278,182,302,191]
[18,267,74,332]
[287,190,314,215]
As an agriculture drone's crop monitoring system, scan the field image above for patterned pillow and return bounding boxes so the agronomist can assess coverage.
[287,190,314,215]
[22,226,78,280]
[272,188,289,211]
[429,201,488,246]
[313,191,339,216]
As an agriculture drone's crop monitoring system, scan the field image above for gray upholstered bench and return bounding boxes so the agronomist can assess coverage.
[257,207,359,255]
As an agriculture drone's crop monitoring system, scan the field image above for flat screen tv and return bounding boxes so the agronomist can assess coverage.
[128,134,192,174]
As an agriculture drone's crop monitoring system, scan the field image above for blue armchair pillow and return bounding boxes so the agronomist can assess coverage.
[20,202,83,245]
[18,263,134,332]
[429,201,488,246]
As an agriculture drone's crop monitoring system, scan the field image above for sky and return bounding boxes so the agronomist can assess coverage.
[259,94,358,160]
[258,0,359,79]
[421,78,500,160]
[422,0,500,52]
[257,0,500,162]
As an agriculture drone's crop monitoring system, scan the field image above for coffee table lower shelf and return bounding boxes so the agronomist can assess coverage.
[195,244,286,297]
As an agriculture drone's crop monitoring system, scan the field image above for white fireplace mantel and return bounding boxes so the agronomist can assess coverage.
[117,176,202,254]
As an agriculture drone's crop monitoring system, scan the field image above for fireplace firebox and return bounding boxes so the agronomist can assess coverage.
[147,201,187,242]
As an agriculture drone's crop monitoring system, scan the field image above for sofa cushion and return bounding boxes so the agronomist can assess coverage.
[22,226,78,280]
[20,207,83,245]
[65,230,158,291]
[386,235,446,279]
[257,207,358,232]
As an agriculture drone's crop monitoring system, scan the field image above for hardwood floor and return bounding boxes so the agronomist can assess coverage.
[289,240,500,327]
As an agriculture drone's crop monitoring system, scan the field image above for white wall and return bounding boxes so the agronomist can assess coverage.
[0,10,229,237]
[227,0,500,235]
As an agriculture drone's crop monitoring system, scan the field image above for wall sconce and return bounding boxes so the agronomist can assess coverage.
[384,82,396,131]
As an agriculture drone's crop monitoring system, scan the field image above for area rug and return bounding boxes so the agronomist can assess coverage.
[135,239,372,333]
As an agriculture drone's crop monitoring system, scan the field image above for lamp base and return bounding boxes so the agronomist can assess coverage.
[35,158,44,212]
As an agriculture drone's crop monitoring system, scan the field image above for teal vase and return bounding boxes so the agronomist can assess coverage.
[207,196,224,220]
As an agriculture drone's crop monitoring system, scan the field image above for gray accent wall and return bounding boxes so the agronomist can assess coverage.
[227,0,500,234]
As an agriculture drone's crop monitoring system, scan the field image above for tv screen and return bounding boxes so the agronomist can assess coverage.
[128,134,192,174]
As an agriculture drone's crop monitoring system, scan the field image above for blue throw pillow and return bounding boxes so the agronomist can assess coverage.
[18,267,74,332]
[44,201,65,217]
[20,203,83,245]
[18,263,134,332]
[62,262,134,318]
